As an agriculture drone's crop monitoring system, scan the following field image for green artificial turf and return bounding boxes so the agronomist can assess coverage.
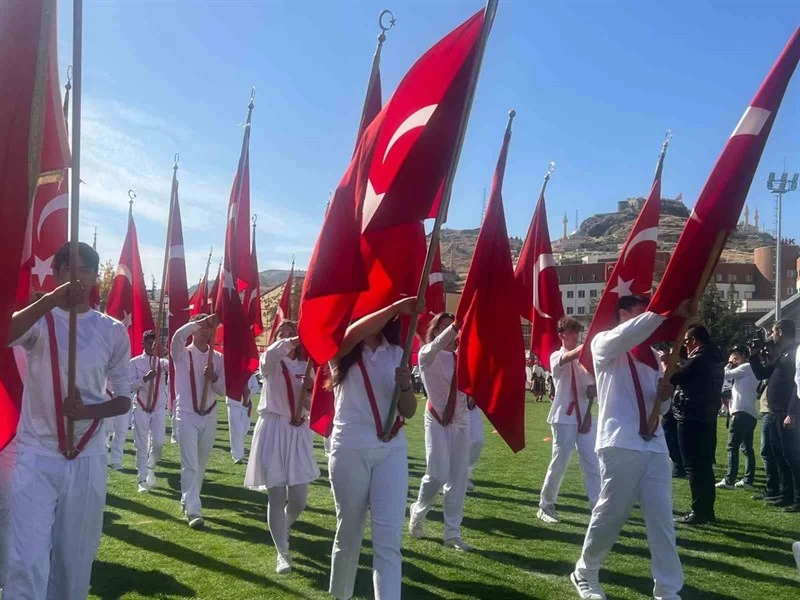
[89,397,800,599]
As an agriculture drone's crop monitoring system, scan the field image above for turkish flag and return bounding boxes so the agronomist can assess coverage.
[457,121,526,453]
[244,229,264,338]
[269,266,294,344]
[515,188,564,371]
[105,210,155,357]
[417,243,446,340]
[217,104,259,400]
[580,146,667,373]
[165,179,190,409]
[354,37,383,152]
[648,27,800,341]
[189,275,208,318]
[208,265,221,315]
[300,7,492,365]
[309,362,335,437]
[361,8,493,232]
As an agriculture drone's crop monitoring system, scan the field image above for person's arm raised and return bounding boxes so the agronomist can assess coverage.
[6,281,81,346]
[335,297,424,360]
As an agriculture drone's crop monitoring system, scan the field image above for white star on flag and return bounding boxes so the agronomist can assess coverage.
[31,254,53,286]
[610,276,634,297]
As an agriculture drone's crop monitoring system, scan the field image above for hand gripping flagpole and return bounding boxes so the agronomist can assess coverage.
[148,154,179,411]
[66,0,84,457]
[381,0,499,440]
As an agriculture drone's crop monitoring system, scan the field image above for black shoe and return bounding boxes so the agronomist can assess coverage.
[754,492,783,501]
[672,470,686,479]
[675,511,714,525]
[768,497,793,508]
[784,503,800,513]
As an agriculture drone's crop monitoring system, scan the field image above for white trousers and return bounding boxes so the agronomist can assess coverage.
[329,444,408,600]
[178,412,217,516]
[576,447,683,600]
[108,405,131,466]
[267,483,309,555]
[468,408,484,479]
[226,399,250,462]
[0,441,17,588]
[410,417,470,540]
[4,451,106,600]
[540,422,601,511]
[133,406,166,482]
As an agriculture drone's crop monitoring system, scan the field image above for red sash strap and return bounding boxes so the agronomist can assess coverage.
[44,312,101,460]
[564,362,585,431]
[137,359,162,413]
[188,351,217,416]
[427,354,458,426]
[626,353,653,439]
[281,360,306,426]
[356,357,404,440]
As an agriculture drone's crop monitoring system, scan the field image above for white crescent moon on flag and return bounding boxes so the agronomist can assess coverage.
[533,253,556,319]
[36,193,68,239]
[622,226,659,263]
[428,272,444,286]
[169,245,185,261]
[115,264,133,285]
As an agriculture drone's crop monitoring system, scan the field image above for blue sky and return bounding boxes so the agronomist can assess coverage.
[56,0,800,285]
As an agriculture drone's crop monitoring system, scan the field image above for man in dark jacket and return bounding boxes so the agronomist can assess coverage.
[671,325,724,525]
[750,319,800,512]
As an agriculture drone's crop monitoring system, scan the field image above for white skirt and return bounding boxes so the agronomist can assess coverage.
[244,412,320,489]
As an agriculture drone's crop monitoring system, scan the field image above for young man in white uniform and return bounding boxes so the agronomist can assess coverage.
[571,294,689,600]
[409,313,473,551]
[171,314,225,528]
[4,242,132,600]
[130,329,169,493]
[538,317,601,524]
[467,404,484,491]
[226,373,259,464]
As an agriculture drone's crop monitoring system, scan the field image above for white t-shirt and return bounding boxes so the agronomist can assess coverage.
[170,321,225,420]
[130,353,169,413]
[331,341,407,451]
[548,347,594,426]
[419,325,468,429]
[591,311,669,454]
[257,338,309,418]
[724,363,759,419]
[10,307,131,457]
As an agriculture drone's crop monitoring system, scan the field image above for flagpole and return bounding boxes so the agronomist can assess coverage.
[63,65,72,125]
[65,0,84,457]
[288,254,295,321]
[353,9,395,148]
[148,154,179,411]
[382,0,499,439]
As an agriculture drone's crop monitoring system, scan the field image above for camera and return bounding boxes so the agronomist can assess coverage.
[746,328,768,351]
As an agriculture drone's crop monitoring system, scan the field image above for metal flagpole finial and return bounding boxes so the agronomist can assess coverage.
[662,129,672,152]
[174,153,180,169]
[66,65,73,89]
[249,87,256,110]
[128,189,136,206]
[504,109,516,135]
[545,161,556,181]
[252,214,257,233]
[378,9,396,43]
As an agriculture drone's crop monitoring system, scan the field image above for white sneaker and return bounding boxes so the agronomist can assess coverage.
[187,514,204,529]
[137,483,149,494]
[233,458,243,465]
[792,541,800,573]
[276,553,292,575]
[408,514,425,539]
[170,436,177,444]
[715,480,735,490]
[570,571,606,600]
[444,537,475,552]
[537,506,560,524]
[145,469,157,489]
[734,479,753,489]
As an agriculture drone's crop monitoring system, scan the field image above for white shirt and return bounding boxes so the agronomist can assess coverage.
[257,338,309,418]
[591,311,668,454]
[419,325,468,428]
[227,373,261,407]
[130,353,169,413]
[10,307,131,457]
[548,347,594,426]
[170,321,225,419]
[331,341,407,451]
[724,363,759,419]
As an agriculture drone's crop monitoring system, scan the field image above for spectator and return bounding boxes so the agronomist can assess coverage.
[751,319,800,512]
[716,345,759,490]
[671,325,724,525]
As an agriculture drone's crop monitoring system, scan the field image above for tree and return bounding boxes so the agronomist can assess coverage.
[98,259,115,311]
[697,281,743,353]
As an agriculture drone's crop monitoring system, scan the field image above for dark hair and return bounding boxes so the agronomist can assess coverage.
[616,294,649,315]
[426,312,455,343]
[686,324,711,345]
[557,317,583,334]
[731,344,749,358]
[276,320,305,362]
[190,313,208,322]
[329,317,402,389]
[143,330,156,341]
[775,319,796,339]
[53,242,99,273]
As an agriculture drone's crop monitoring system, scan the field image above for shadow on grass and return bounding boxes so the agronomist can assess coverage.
[90,560,196,599]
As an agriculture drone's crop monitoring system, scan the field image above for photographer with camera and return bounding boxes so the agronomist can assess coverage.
[670,325,724,525]
[750,319,800,512]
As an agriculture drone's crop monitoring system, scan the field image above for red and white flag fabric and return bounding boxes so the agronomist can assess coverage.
[269,265,294,344]
[354,33,384,152]
[456,117,526,453]
[105,208,155,357]
[417,242,446,339]
[189,276,208,317]
[514,180,564,371]
[300,6,494,365]
[216,99,259,400]
[648,27,800,340]
[244,227,264,338]
[580,140,669,373]
[165,179,190,409]
[208,263,221,315]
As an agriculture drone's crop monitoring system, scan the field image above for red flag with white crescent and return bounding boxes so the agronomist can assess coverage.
[245,229,264,338]
[189,276,208,318]
[165,182,190,408]
[417,242,446,339]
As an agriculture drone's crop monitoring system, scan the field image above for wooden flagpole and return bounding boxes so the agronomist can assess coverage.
[65,0,84,456]
[382,0,499,439]
[147,154,179,411]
